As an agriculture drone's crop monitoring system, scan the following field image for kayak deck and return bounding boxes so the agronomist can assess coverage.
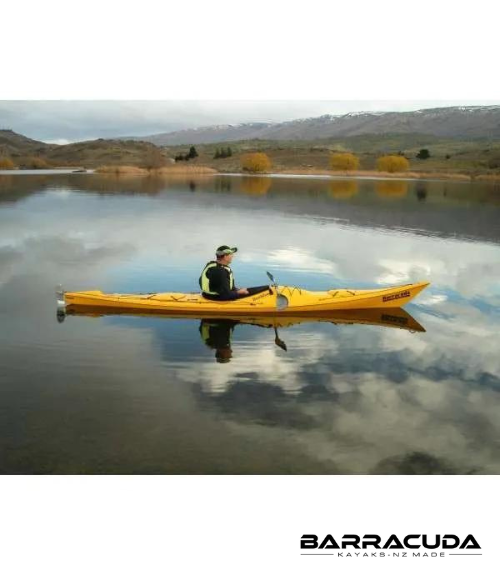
[63,281,430,314]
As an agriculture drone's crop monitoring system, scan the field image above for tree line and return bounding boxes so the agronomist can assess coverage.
[213,147,232,159]
[174,146,199,162]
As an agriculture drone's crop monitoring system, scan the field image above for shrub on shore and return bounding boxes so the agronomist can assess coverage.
[23,156,51,169]
[376,155,410,173]
[95,165,148,175]
[142,147,167,170]
[241,152,271,173]
[95,165,217,176]
[330,152,359,171]
[154,166,217,175]
[0,157,16,169]
[416,148,430,160]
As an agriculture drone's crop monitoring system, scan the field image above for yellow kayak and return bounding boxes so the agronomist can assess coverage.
[62,306,426,333]
[61,281,430,315]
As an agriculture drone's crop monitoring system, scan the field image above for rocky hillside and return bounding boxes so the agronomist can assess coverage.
[131,106,500,145]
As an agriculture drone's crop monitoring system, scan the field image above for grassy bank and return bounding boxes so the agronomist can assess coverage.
[164,135,500,182]
[95,165,217,176]
[3,129,500,182]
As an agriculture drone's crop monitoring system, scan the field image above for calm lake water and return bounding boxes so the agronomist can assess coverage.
[1,172,500,474]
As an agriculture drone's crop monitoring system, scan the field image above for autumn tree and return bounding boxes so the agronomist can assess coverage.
[376,155,410,173]
[241,152,271,173]
[0,156,16,169]
[329,152,360,171]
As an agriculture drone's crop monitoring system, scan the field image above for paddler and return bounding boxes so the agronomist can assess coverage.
[199,245,270,301]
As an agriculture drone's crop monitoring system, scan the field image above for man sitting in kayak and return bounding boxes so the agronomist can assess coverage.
[199,245,270,301]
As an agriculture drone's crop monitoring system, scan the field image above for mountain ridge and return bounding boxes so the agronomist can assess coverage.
[121,106,500,145]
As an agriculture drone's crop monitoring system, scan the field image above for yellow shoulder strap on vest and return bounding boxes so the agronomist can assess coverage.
[200,262,219,294]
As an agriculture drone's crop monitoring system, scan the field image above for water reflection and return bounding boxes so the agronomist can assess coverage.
[199,319,237,363]
[2,173,499,244]
[2,173,500,474]
[376,180,409,197]
[62,306,426,366]
[328,180,358,199]
[240,176,271,196]
[415,182,428,202]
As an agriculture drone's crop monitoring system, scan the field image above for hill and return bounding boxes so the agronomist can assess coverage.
[45,138,169,168]
[0,129,53,156]
[128,106,500,145]
[0,130,171,168]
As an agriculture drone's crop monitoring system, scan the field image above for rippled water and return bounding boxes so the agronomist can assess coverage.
[1,173,499,474]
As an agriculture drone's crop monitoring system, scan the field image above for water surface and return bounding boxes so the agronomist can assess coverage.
[1,173,499,474]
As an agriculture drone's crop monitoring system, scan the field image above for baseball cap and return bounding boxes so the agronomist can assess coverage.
[216,245,238,256]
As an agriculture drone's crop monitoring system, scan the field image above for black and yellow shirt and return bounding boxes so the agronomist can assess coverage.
[199,261,237,299]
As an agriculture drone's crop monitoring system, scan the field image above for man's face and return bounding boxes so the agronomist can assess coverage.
[220,253,234,265]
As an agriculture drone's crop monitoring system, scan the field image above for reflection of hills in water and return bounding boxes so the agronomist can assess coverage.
[2,172,500,244]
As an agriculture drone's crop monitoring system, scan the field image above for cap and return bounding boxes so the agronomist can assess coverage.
[216,245,238,257]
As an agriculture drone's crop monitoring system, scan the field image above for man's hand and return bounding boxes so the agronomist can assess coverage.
[237,288,249,295]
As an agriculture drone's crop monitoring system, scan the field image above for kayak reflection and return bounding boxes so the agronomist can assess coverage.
[59,307,426,363]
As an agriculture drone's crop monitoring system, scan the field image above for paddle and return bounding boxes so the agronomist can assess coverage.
[273,325,288,351]
[266,271,288,311]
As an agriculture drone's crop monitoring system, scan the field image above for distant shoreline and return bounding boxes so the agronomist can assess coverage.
[1,166,500,183]
[257,169,500,183]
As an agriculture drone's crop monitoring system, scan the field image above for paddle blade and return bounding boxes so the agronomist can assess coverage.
[273,326,288,351]
[276,294,289,311]
[275,337,287,352]
[266,271,276,284]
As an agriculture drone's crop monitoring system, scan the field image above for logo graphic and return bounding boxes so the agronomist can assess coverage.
[383,290,410,303]
[300,534,482,558]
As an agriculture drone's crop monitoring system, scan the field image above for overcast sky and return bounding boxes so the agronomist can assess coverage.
[1,100,499,144]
